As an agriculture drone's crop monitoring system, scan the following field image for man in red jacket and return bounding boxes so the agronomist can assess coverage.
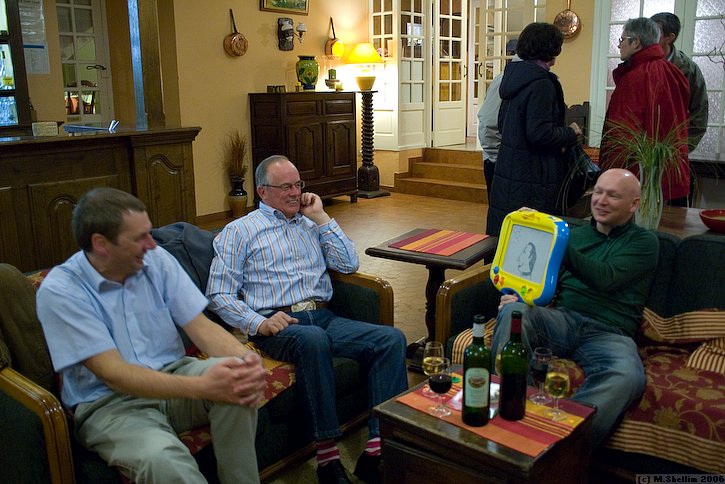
[600,17,690,205]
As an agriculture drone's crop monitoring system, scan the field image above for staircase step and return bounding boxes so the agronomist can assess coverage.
[422,148,483,167]
[394,176,486,203]
[410,161,484,183]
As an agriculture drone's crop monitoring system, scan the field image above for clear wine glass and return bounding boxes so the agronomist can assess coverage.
[422,341,444,397]
[428,357,452,417]
[545,359,570,421]
[494,345,503,375]
[529,347,553,405]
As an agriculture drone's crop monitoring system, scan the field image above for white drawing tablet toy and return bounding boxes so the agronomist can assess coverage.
[490,210,570,306]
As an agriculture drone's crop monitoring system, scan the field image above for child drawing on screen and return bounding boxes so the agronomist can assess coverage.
[516,242,537,277]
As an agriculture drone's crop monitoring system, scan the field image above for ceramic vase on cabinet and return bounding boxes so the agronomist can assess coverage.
[296,56,319,90]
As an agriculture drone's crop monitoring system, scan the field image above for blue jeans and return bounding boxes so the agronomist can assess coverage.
[491,302,645,448]
[251,309,408,440]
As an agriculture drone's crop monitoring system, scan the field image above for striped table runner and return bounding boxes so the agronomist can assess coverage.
[389,229,488,256]
[397,374,594,457]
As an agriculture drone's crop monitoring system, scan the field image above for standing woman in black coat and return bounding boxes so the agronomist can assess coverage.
[486,22,582,236]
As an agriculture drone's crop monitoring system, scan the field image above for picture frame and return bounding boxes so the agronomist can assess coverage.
[260,0,309,15]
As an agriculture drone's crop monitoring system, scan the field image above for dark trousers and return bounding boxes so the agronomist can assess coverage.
[484,159,495,204]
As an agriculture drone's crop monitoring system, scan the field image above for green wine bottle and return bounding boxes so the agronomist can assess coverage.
[499,310,528,421]
[462,314,491,426]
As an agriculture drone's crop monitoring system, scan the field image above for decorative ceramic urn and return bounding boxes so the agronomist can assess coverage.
[296,56,319,90]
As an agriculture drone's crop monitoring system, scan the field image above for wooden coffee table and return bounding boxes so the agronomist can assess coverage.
[375,381,595,483]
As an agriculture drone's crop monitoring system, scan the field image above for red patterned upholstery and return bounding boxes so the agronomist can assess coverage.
[606,345,725,473]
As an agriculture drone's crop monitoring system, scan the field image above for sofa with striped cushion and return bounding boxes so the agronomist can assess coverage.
[435,231,725,477]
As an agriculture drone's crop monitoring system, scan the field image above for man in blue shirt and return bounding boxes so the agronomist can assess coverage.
[37,187,266,484]
[207,155,408,484]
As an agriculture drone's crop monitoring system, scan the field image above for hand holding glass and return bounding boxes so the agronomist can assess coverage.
[422,341,444,397]
[529,347,553,405]
[545,359,570,421]
[428,357,452,417]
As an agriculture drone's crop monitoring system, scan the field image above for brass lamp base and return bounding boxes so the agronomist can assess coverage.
[355,75,376,91]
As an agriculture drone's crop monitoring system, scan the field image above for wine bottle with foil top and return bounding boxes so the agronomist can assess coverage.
[498,310,528,421]
[462,314,491,426]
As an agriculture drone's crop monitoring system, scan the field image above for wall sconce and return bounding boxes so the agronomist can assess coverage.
[277,18,306,51]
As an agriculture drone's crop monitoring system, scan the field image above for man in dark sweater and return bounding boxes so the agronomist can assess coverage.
[491,168,659,448]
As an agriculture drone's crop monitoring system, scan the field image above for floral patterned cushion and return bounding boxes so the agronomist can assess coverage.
[606,345,725,474]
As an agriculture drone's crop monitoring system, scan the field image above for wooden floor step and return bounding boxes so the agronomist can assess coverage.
[411,161,484,183]
[422,149,483,166]
[394,176,486,203]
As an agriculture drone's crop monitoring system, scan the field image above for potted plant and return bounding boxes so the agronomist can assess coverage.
[600,113,688,229]
[223,130,249,218]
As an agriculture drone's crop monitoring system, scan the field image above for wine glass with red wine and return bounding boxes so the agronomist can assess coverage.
[529,347,553,405]
[422,341,444,397]
[428,357,452,417]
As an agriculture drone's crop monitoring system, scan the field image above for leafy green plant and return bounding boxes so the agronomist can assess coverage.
[601,110,689,228]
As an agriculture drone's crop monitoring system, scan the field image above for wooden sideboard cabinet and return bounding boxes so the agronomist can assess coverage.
[249,92,358,202]
[0,127,200,272]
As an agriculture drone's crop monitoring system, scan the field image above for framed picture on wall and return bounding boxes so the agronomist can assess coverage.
[260,0,309,15]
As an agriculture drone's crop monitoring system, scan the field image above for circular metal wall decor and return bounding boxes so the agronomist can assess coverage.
[224,9,248,57]
[554,1,581,39]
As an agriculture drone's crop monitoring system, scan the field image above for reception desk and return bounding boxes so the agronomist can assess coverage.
[0,126,201,272]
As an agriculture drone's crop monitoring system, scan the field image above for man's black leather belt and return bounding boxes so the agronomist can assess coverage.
[272,300,329,313]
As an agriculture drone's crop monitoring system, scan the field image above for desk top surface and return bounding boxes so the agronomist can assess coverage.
[658,206,719,239]
[365,228,498,270]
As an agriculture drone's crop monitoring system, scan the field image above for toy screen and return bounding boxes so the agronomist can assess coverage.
[500,225,553,285]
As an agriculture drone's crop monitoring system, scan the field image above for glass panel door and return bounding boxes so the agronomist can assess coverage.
[433,0,468,146]
[57,0,112,123]
[467,0,481,141]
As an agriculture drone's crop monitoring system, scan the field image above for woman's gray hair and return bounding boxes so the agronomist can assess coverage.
[624,17,661,47]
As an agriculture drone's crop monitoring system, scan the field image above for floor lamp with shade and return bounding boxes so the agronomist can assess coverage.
[345,42,390,198]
